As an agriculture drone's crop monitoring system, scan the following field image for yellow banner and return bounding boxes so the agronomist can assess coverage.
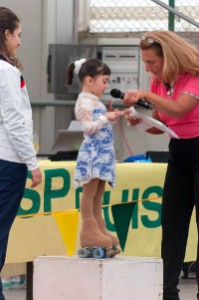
[5,160,197,264]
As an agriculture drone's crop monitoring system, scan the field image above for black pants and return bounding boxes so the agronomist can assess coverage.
[0,160,27,299]
[162,137,199,300]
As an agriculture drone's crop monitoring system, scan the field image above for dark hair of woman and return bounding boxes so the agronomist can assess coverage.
[0,7,22,68]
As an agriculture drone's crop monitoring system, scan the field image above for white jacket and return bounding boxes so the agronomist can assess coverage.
[0,58,38,170]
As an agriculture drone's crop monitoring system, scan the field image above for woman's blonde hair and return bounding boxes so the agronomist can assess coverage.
[140,30,199,83]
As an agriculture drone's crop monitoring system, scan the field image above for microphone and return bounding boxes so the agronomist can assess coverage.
[110,88,153,110]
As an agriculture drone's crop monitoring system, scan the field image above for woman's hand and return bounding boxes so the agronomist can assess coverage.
[125,109,141,126]
[30,167,42,188]
[123,89,146,106]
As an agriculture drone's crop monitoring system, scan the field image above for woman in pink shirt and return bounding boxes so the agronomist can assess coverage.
[123,30,199,300]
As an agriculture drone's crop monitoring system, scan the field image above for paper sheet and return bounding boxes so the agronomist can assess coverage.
[68,120,83,131]
[129,107,180,139]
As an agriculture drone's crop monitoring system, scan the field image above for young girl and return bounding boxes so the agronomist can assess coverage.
[67,58,126,257]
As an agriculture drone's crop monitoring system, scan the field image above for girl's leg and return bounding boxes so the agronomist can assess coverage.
[80,178,112,248]
[93,180,120,252]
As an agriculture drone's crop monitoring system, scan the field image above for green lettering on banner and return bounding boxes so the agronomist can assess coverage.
[44,168,70,212]
[75,187,83,210]
[18,171,41,217]
[74,185,162,231]
[103,191,115,231]
[121,190,129,203]
[103,190,110,206]
[131,188,139,229]
[141,186,162,228]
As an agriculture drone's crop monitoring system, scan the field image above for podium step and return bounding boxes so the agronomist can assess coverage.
[33,256,163,300]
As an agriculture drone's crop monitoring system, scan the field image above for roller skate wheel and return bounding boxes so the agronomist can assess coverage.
[91,247,105,259]
[78,247,90,258]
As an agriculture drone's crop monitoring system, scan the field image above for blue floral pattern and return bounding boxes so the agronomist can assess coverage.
[74,93,115,188]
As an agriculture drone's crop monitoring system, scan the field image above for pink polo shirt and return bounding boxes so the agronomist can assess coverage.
[150,73,199,139]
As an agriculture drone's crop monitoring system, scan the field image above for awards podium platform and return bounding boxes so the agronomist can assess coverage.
[33,255,163,300]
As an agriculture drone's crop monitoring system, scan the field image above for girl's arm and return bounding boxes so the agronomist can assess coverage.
[76,98,125,135]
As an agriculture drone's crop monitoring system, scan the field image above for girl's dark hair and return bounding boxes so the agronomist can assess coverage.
[66,58,111,86]
[0,7,22,68]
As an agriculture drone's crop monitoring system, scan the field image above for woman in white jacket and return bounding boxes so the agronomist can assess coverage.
[0,7,42,299]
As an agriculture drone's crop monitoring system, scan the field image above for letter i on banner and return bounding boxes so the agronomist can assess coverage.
[53,209,79,256]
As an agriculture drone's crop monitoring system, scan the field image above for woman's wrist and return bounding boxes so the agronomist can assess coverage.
[143,90,149,100]
[143,91,156,108]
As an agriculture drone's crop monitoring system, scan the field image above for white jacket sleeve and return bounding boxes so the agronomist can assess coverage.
[0,66,38,170]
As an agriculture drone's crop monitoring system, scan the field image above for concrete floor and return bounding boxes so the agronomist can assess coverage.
[179,278,197,299]
[3,288,25,300]
[2,278,198,300]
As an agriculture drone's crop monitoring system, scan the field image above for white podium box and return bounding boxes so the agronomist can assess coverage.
[33,256,163,300]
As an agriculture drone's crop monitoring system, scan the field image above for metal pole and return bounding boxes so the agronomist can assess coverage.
[151,0,199,29]
[168,0,175,31]
[26,261,33,300]
[30,99,126,108]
